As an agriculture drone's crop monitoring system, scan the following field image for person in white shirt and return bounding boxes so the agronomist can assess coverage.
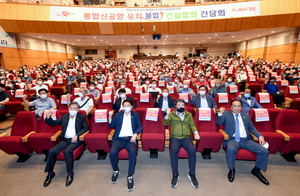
[108,99,142,192]
[141,78,151,92]
[26,77,49,101]
[67,87,94,118]
[116,81,132,95]
[43,102,88,187]
[147,80,162,94]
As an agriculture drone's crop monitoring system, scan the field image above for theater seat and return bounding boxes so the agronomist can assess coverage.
[136,93,154,108]
[27,110,62,160]
[0,111,37,162]
[83,110,111,160]
[284,86,300,110]
[4,90,27,115]
[214,93,231,108]
[275,109,300,162]
[249,109,285,154]
[141,109,165,158]
[255,93,275,108]
[194,108,223,159]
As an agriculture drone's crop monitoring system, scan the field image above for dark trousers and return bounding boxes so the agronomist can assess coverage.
[45,138,83,175]
[170,138,196,175]
[109,137,137,176]
[66,83,76,93]
[225,138,269,171]
[270,93,284,105]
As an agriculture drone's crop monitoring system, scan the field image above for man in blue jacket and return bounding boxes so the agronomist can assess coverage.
[236,88,263,113]
[190,85,217,113]
[216,100,269,185]
[108,99,142,192]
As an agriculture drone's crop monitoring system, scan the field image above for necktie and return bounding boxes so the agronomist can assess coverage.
[235,114,240,142]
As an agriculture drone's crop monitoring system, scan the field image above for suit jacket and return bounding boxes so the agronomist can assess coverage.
[216,110,262,147]
[190,94,217,109]
[112,96,136,112]
[239,96,263,113]
[109,111,142,142]
[45,113,89,140]
[154,96,175,109]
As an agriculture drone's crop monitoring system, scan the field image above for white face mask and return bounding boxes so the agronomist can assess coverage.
[89,86,95,90]
[200,79,204,82]
[78,92,84,97]
[228,79,232,82]
[69,110,78,116]
[40,94,47,99]
[17,80,21,82]
[174,79,179,83]
[38,81,43,85]
[120,85,125,89]
[199,91,206,95]
[162,92,168,97]
[69,74,73,76]
[123,107,131,113]
[119,94,126,99]
[146,81,150,84]
[152,84,157,88]
[183,85,188,89]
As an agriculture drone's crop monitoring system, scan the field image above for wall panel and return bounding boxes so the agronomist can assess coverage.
[196,20,211,33]
[168,21,183,34]
[210,19,226,32]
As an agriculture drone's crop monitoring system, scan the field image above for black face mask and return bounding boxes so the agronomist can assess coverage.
[177,107,185,113]
[270,80,275,83]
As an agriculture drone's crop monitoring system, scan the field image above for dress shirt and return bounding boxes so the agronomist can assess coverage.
[200,96,209,108]
[118,113,133,137]
[232,113,247,138]
[161,97,169,112]
[65,115,77,138]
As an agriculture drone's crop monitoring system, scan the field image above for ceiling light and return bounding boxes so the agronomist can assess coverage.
[198,42,200,43]
[166,36,168,37]
[93,37,96,38]
[218,41,220,43]
[271,31,275,33]
[180,43,182,44]
[106,42,108,43]
[232,36,234,38]
[128,44,130,45]
[110,44,113,45]
[92,44,94,45]
[38,36,42,38]
[208,37,210,39]
[100,39,103,41]
[203,40,205,41]
[215,34,217,36]
[63,41,66,43]
[186,38,188,40]
[238,40,240,42]
[246,38,249,39]
[164,39,167,40]
[142,36,144,38]
[77,39,80,41]
[258,35,260,36]
[122,39,124,41]
[72,43,74,45]
[52,39,55,41]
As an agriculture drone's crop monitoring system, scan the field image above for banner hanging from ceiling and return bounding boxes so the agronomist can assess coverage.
[50,1,260,22]
[0,26,17,48]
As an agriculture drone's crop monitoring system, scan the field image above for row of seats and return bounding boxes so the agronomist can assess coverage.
[0,108,299,163]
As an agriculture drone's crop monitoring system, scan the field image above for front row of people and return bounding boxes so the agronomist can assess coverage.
[42,98,270,192]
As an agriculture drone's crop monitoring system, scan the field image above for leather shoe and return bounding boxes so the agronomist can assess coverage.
[66,174,74,186]
[227,169,235,182]
[43,172,55,187]
[251,169,269,185]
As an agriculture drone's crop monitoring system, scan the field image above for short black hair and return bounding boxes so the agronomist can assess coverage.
[198,85,207,90]
[118,88,126,94]
[122,99,132,106]
[0,83,5,88]
[269,76,276,81]
[69,101,80,108]
[175,99,186,106]
[38,88,48,94]
[231,99,242,106]
[90,82,96,86]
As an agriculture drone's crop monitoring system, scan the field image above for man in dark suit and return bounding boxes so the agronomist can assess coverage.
[43,102,88,187]
[190,85,217,113]
[108,99,142,192]
[154,88,175,115]
[237,88,263,113]
[216,100,269,185]
[112,89,136,113]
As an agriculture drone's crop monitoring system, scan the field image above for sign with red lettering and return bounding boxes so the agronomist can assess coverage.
[132,81,139,87]
[258,93,270,103]
[95,109,108,123]
[159,80,165,87]
[167,86,174,94]
[105,87,113,94]
[198,108,211,121]
[218,93,228,103]
[57,78,63,84]
[179,93,189,102]
[129,76,135,82]
[102,94,112,103]
[15,89,24,98]
[107,81,114,87]
[249,76,256,81]
[254,109,269,122]
[61,95,68,104]
[229,85,238,93]
[275,76,281,81]
[80,82,87,87]
[135,86,143,93]
[140,93,149,102]
[74,87,80,95]
[145,108,159,121]
[44,110,57,120]
[280,80,288,86]
[289,86,299,94]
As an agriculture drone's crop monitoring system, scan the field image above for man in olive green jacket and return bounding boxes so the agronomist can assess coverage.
[163,99,200,189]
